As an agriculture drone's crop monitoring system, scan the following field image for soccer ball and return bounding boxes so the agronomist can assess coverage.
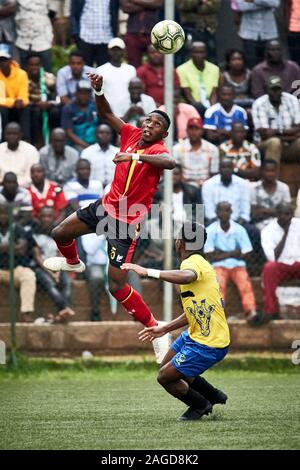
[151,20,185,54]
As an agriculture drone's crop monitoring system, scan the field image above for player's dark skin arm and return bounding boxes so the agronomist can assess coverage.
[114,152,175,170]
[121,263,197,284]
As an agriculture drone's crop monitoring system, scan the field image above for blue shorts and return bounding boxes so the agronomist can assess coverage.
[171,330,229,378]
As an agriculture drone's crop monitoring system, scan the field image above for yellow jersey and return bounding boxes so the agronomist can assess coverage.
[180,254,230,348]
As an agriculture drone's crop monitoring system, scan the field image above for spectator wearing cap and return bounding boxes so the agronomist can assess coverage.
[122,77,156,127]
[173,117,219,190]
[39,128,79,186]
[28,163,67,221]
[121,0,162,68]
[261,203,300,319]
[204,85,248,145]
[233,0,280,69]
[96,37,136,117]
[0,44,30,140]
[137,44,180,107]
[61,80,99,152]
[219,122,261,181]
[252,75,300,164]
[15,0,59,72]
[0,122,39,186]
[81,124,118,188]
[0,171,32,208]
[159,88,201,142]
[251,40,300,99]
[0,1,17,52]
[56,50,95,106]
[70,0,119,67]
[176,41,220,117]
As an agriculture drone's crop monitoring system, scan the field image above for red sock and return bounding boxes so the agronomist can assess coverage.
[113,284,158,327]
[56,240,79,265]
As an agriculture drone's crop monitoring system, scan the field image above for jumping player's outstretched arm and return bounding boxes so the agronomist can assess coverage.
[87,73,125,134]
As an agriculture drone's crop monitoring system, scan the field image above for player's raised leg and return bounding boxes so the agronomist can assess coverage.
[108,264,171,363]
[43,212,92,273]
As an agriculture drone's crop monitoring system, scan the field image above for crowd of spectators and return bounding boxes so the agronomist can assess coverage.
[1,1,300,325]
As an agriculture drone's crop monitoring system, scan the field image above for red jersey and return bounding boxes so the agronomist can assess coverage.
[29,180,67,218]
[102,124,169,224]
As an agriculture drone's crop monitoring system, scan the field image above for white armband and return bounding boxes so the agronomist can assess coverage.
[94,88,104,96]
[131,153,140,161]
[147,268,161,279]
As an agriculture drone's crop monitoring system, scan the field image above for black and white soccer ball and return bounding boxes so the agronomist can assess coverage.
[151,20,185,54]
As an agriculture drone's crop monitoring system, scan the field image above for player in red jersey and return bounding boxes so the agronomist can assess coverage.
[43,73,175,362]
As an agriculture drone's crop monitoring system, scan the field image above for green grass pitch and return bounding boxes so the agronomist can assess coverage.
[0,357,299,450]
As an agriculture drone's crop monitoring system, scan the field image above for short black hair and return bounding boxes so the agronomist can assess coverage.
[262,159,278,168]
[69,50,84,60]
[77,158,91,167]
[26,52,41,64]
[178,220,207,252]
[3,171,17,182]
[225,49,246,70]
[149,109,171,130]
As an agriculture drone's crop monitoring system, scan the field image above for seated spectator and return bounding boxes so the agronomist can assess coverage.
[251,40,300,99]
[172,164,201,232]
[252,76,300,163]
[0,1,17,52]
[204,202,261,325]
[176,41,220,117]
[61,81,99,152]
[251,160,291,231]
[0,203,36,322]
[81,124,118,188]
[28,163,67,221]
[0,45,30,140]
[233,0,280,69]
[40,128,79,185]
[70,0,118,67]
[202,158,250,225]
[56,50,94,106]
[204,85,248,145]
[219,122,261,180]
[296,188,300,218]
[0,171,32,208]
[0,122,39,186]
[26,53,60,146]
[97,38,136,117]
[176,0,220,64]
[32,206,74,323]
[220,49,253,108]
[286,0,300,66]
[173,117,219,189]
[261,203,300,320]
[137,44,180,107]
[81,233,109,321]
[159,88,201,142]
[63,158,103,210]
[121,0,162,68]
[123,77,156,127]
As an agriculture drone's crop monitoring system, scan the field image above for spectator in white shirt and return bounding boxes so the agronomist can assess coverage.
[63,158,103,210]
[252,75,300,163]
[295,188,300,218]
[261,204,300,318]
[251,160,291,231]
[0,171,32,208]
[123,77,156,127]
[0,122,39,186]
[173,117,219,189]
[96,37,136,117]
[81,124,118,188]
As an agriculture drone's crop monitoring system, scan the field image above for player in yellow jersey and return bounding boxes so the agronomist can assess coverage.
[121,221,230,421]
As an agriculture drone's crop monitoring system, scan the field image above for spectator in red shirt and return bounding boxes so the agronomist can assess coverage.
[121,0,163,68]
[137,44,180,106]
[28,163,67,221]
